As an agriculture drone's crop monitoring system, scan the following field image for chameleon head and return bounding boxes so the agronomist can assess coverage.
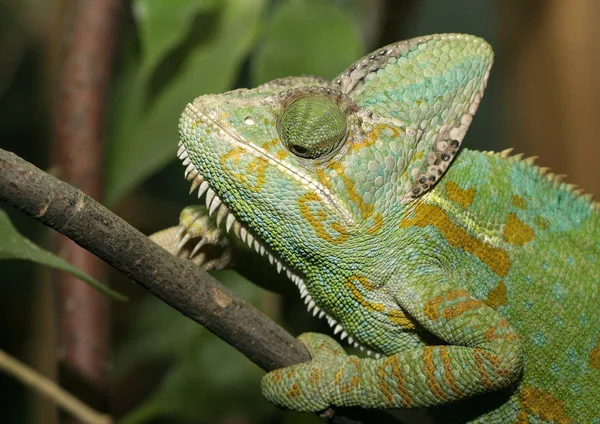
[177,34,493,352]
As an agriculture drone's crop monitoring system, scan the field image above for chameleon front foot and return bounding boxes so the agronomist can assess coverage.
[261,333,352,412]
[150,206,233,269]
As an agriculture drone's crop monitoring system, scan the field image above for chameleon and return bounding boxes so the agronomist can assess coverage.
[151,34,600,422]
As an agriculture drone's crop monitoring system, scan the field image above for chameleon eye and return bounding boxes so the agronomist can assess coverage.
[277,93,347,159]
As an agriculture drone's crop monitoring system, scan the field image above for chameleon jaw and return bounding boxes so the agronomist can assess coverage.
[177,141,380,358]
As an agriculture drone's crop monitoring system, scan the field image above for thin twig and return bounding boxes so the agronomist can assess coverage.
[0,349,111,424]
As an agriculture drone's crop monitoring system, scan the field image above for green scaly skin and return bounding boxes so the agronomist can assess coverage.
[161,34,600,422]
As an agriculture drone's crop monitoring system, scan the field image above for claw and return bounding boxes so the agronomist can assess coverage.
[189,239,206,258]
[177,233,191,253]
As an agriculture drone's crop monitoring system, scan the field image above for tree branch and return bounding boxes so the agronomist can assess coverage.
[0,149,399,424]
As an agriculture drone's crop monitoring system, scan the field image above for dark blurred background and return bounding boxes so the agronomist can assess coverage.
[0,0,598,423]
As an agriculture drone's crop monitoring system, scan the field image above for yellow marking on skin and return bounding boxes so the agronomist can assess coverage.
[503,213,535,246]
[263,117,270,126]
[315,168,334,193]
[286,382,303,399]
[344,276,386,312]
[424,347,448,402]
[276,150,289,160]
[334,369,343,385]
[298,193,349,244]
[484,319,519,343]
[351,123,404,152]
[590,340,600,370]
[443,297,484,320]
[378,356,411,408]
[474,348,498,390]
[262,137,280,151]
[387,309,417,330]
[270,369,283,383]
[339,357,361,394]
[511,195,527,209]
[439,346,460,396]
[368,213,384,235]
[424,289,488,323]
[534,216,550,230]
[247,157,269,190]
[485,281,507,310]
[424,295,445,322]
[329,162,374,220]
[221,147,269,192]
[309,368,322,384]
[344,277,419,329]
[519,387,572,424]
[446,181,476,209]
[400,203,511,277]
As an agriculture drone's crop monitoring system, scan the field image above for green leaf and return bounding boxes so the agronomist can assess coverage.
[105,0,267,206]
[134,0,219,77]
[0,209,126,301]
[251,0,362,85]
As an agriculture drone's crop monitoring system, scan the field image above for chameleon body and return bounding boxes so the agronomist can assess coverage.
[165,34,600,422]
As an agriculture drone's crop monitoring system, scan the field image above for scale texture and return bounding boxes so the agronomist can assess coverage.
[165,34,600,422]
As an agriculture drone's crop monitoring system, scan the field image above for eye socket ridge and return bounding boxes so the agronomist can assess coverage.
[277,93,348,160]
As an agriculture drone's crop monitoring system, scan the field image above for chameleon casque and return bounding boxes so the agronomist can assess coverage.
[152,34,600,422]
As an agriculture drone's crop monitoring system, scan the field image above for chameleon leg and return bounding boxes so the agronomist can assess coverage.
[261,273,523,412]
[149,205,233,270]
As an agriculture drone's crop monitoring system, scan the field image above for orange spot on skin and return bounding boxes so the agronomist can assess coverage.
[511,195,527,209]
[439,346,460,396]
[368,213,384,235]
[474,348,499,390]
[339,357,361,394]
[276,150,289,160]
[262,137,280,151]
[400,203,511,277]
[286,382,303,399]
[298,193,349,244]
[519,387,572,424]
[590,340,600,370]
[485,281,508,310]
[387,309,417,330]
[309,367,322,384]
[484,319,519,343]
[271,369,283,383]
[378,356,412,408]
[344,276,386,312]
[503,213,535,246]
[424,347,448,402]
[220,147,268,191]
[446,181,476,209]
[424,289,491,324]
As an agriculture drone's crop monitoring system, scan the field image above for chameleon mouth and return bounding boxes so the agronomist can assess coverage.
[176,141,380,358]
